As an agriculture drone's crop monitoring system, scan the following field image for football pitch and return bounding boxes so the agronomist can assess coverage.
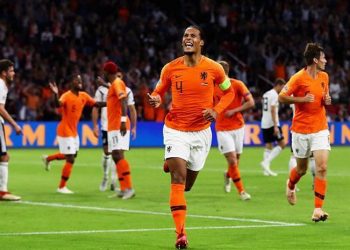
[0,147,349,249]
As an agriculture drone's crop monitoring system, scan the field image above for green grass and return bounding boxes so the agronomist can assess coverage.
[0,147,350,249]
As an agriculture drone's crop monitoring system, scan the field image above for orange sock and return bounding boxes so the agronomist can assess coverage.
[116,159,132,191]
[47,153,66,162]
[288,167,302,190]
[314,177,327,208]
[59,162,73,188]
[170,184,186,235]
[228,164,244,193]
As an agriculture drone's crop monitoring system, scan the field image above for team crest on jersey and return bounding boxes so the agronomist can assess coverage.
[167,145,172,153]
[200,71,208,80]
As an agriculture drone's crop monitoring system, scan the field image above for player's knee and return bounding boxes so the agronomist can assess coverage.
[66,156,75,164]
[316,163,327,176]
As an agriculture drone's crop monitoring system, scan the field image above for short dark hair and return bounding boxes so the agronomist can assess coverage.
[0,59,14,74]
[274,78,286,86]
[185,25,204,40]
[303,43,324,66]
[217,61,229,75]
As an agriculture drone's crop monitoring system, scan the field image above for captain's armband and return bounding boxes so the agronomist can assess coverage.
[219,78,231,91]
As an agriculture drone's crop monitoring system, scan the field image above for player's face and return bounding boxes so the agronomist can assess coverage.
[73,75,83,90]
[182,28,203,55]
[316,52,327,70]
[5,66,15,83]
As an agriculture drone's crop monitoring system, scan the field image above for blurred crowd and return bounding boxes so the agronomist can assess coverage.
[0,0,349,122]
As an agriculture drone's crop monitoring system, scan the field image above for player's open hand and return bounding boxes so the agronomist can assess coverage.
[93,125,99,138]
[147,93,161,108]
[14,124,22,135]
[131,127,137,140]
[304,93,314,103]
[202,109,217,122]
[48,81,58,95]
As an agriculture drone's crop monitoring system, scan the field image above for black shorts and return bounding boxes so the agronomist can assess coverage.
[262,126,284,143]
[102,130,108,147]
[0,123,7,156]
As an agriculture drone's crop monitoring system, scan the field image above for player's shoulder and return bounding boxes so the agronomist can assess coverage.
[96,85,108,93]
[230,78,245,87]
[201,56,222,69]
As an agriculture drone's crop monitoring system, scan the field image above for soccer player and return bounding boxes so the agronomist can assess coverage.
[260,78,286,176]
[92,72,137,192]
[215,60,254,200]
[0,59,22,201]
[279,43,331,222]
[148,26,234,249]
[103,61,135,200]
[42,74,104,194]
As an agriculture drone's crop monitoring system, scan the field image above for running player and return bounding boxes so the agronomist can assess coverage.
[148,26,234,249]
[215,60,254,200]
[279,43,331,222]
[260,78,286,176]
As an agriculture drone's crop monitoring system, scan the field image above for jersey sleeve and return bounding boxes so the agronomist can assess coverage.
[215,63,231,91]
[280,74,298,96]
[152,63,171,97]
[113,80,127,100]
[0,84,7,104]
[59,92,68,107]
[126,88,135,106]
[83,92,97,106]
[94,88,103,102]
[270,92,278,106]
[237,81,251,100]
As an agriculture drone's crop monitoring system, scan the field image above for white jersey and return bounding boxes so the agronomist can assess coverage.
[261,88,279,128]
[94,85,108,131]
[0,79,8,124]
[94,85,135,131]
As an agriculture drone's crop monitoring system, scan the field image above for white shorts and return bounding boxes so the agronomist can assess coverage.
[163,125,212,171]
[216,126,245,154]
[108,130,130,152]
[57,136,79,155]
[291,129,331,158]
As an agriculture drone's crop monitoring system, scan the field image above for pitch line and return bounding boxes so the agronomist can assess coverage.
[0,224,304,237]
[19,201,304,227]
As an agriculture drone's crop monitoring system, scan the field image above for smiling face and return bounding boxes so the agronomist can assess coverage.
[72,74,83,90]
[182,27,204,55]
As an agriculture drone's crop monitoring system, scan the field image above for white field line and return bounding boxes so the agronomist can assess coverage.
[0,224,303,237]
[19,201,304,227]
[11,160,348,176]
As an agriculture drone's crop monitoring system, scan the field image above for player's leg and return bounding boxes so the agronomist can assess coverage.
[216,130,235,193]
[260,128,277,176]
[42,152,66,171]
[309,153,316,189]
[168,157,188,249]
[0,125,20,201]
[310,130,330,222]
[287,132,309,205]
[163,125,192,249]
[264,127,285,168]
[100,131,112,191]
[56,136,78,194]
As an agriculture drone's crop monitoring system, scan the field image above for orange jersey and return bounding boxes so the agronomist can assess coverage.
[215,79,251,131]
[107,78,127,131]
[57,91,96,137]
[152,56,234,131]
[280,68,329,134]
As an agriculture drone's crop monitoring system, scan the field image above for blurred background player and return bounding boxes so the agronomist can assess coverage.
[279,43,331,222]
[260,78,286,176]
[148,26,234,249]
[0,59,22,201]
[92,71,137,192]
[215,60,255,200]
[103,61,135,200]
[42,74,104,194]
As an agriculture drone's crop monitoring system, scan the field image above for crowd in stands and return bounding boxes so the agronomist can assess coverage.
[0,0,349,122]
